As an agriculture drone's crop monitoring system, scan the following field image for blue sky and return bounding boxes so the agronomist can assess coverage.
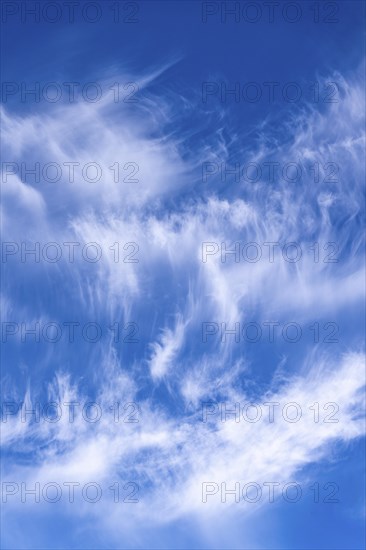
[1,1,365,548]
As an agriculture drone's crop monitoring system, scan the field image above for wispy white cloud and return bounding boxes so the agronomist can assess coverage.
[1,63,365,548]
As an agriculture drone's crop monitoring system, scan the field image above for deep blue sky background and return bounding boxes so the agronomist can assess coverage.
[1,1,365,549]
